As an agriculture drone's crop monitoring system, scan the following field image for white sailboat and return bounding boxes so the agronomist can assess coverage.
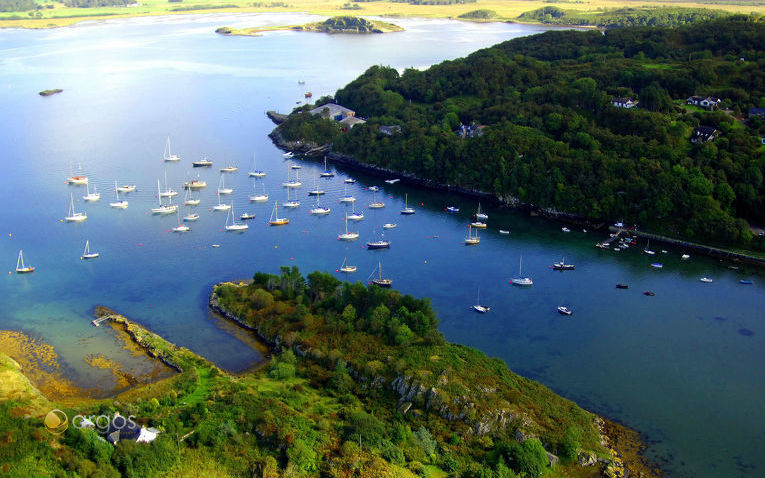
[81,240,100,259]
[344,178,356,184]
[475,203,488,221]
[110,180,128,209]
[310,191,330,215]
[366,226,390,249]
[116,184,136,193]
[400,193,415,215]
[183,187,200,206]
[172,210,191,232]
[15,250,34,273]
[643,239,655,255]
[249,183,268,202]
[247,153,266,177]
[472,289,490,313]
[282,165,302,188]
[464,224,480,245]
[319,156,334,178]
[225,205,248,231]
[369,189,385,209]
[151,179,178,215]
[368,261,392,287]
[64,193,87,222]
[212,190,231,211]
[219,153,238,173]
[339,247,356,273]
[338,214,359,241]
[347,201,364,221]
[283,187,300,208]
[217,174,233,195]
[159,171,178,198]
[511,256,533,286]
[163,136,180,162]
[268,201,289,226]
[66,162,88,185]
[308,176,325,196]
[339,184,355,203]
[83,183,100,202]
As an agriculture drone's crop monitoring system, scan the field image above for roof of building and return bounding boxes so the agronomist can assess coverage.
[309,103,355,118]
[612,97,636,103]
[339,116,366,127]
[693,125,718,135]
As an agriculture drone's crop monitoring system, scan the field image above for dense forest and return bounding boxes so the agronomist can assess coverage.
[517,6,730,28]
[0,269,642,477]
[277,16,765,250]
[0,0,35,12]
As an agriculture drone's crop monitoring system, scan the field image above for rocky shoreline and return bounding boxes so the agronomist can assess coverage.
[267,112,765,266]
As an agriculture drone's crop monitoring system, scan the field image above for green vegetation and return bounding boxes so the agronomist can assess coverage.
[38,88,62,96]
[0,269,639,476]
[293,15,404,33]
[518,6,731,27]
[458,9,498,20]
[0,0,34,12]
[276,16,765,251]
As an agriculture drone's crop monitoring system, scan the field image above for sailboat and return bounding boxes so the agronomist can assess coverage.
[308,175,325,196]
[319,156,334,178]
[217,174,233,195]
[81,240,100,259]
[249,182,268,202]
[464,224,480,245]
[283,187,300,208]
[338,214,359,241]
[110,180,128,209]
[643,239,655,255]
[151,179,178,215]
[347,201,364,221]
[172,210,191,232]
[369,189,385,209]
[282,164,302,188]
[159,171,178,198]
[366,226,390,249]
[183,187,200,206]
[553,258,575,270]
[225,205,248,231]
[475,203,488,221]
[15,250,34,273]
[339,184,355,203]
[310,191,330,215]
[116,184,136,193]
[212,190,231,211]
[511,256,533,286]
[247,153,266,178]
[219,153,238,173]
[163,136,180,162]
[64,193,87,222]
[369,261,392,287]
[182,177,207,190]
[268,201,289,226]
[66,162,88,185]
[344,178,356,184]
[339,247,356,273]
[83,183,100,202]
[472,289,489,313]
[400,193,415,215]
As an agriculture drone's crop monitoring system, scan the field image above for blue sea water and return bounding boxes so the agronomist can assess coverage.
[0,13,763,477]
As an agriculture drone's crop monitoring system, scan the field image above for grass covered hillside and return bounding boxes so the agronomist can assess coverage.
[276,16,765,251]
[0,269,653,477]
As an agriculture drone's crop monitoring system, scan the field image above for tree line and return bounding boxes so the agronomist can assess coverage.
[278,16,765,250]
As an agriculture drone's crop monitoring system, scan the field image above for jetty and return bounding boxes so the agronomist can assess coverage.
[91,315,116,327]
[595,230,623,249]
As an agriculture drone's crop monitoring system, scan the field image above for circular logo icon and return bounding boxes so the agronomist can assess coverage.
[44,409,68,435]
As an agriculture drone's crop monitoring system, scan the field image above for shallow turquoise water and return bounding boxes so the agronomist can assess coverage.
[1,13,763,477]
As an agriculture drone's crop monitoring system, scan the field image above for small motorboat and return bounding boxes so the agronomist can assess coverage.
[557,306,572,316]
[344,178,356,184]
[616,283,629,289]
[192,158,213,167]
[499,230,510,235]
[650,263,663,268]
[282,151,294,158]
[240,212,256,220]
[183,213,200,222]
[473,304,490,313]
[553,258,575,270]
[681,254,690,260]
[739,280,753,285]
[643,291,655,296]
[561,227,571,232]
[699,277,713,283]
[446,206,459,213]
[368,186,380,192]
[211,244,220,248]
[385,178,399,184]
[383,223,397,229]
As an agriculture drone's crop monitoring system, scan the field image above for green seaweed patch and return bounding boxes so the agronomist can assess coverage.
[39,89,62,96]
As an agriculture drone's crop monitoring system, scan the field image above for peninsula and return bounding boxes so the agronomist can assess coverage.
[0,270,659,476]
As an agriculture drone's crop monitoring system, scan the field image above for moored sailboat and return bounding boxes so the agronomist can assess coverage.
[83,183,100,202]
[464,224,480,245]
[248,153,266,178]
[511,256,533,286]
[15,250,34,273]
[64,193,87,222]
[163,136,180,162]
[268,201,289,226]
[369,261,392,287]
[81,240,100,259]
[400,193,415,215]
[110,180,128,209]
[472,289,489,313]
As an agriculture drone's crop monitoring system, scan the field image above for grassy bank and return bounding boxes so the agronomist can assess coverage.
[1,0,761,29]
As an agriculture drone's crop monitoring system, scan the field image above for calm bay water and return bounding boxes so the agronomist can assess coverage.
[1,13,763,477]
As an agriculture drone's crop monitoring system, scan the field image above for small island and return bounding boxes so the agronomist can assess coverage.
[38,88,63,97]
[216,15,404,37]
